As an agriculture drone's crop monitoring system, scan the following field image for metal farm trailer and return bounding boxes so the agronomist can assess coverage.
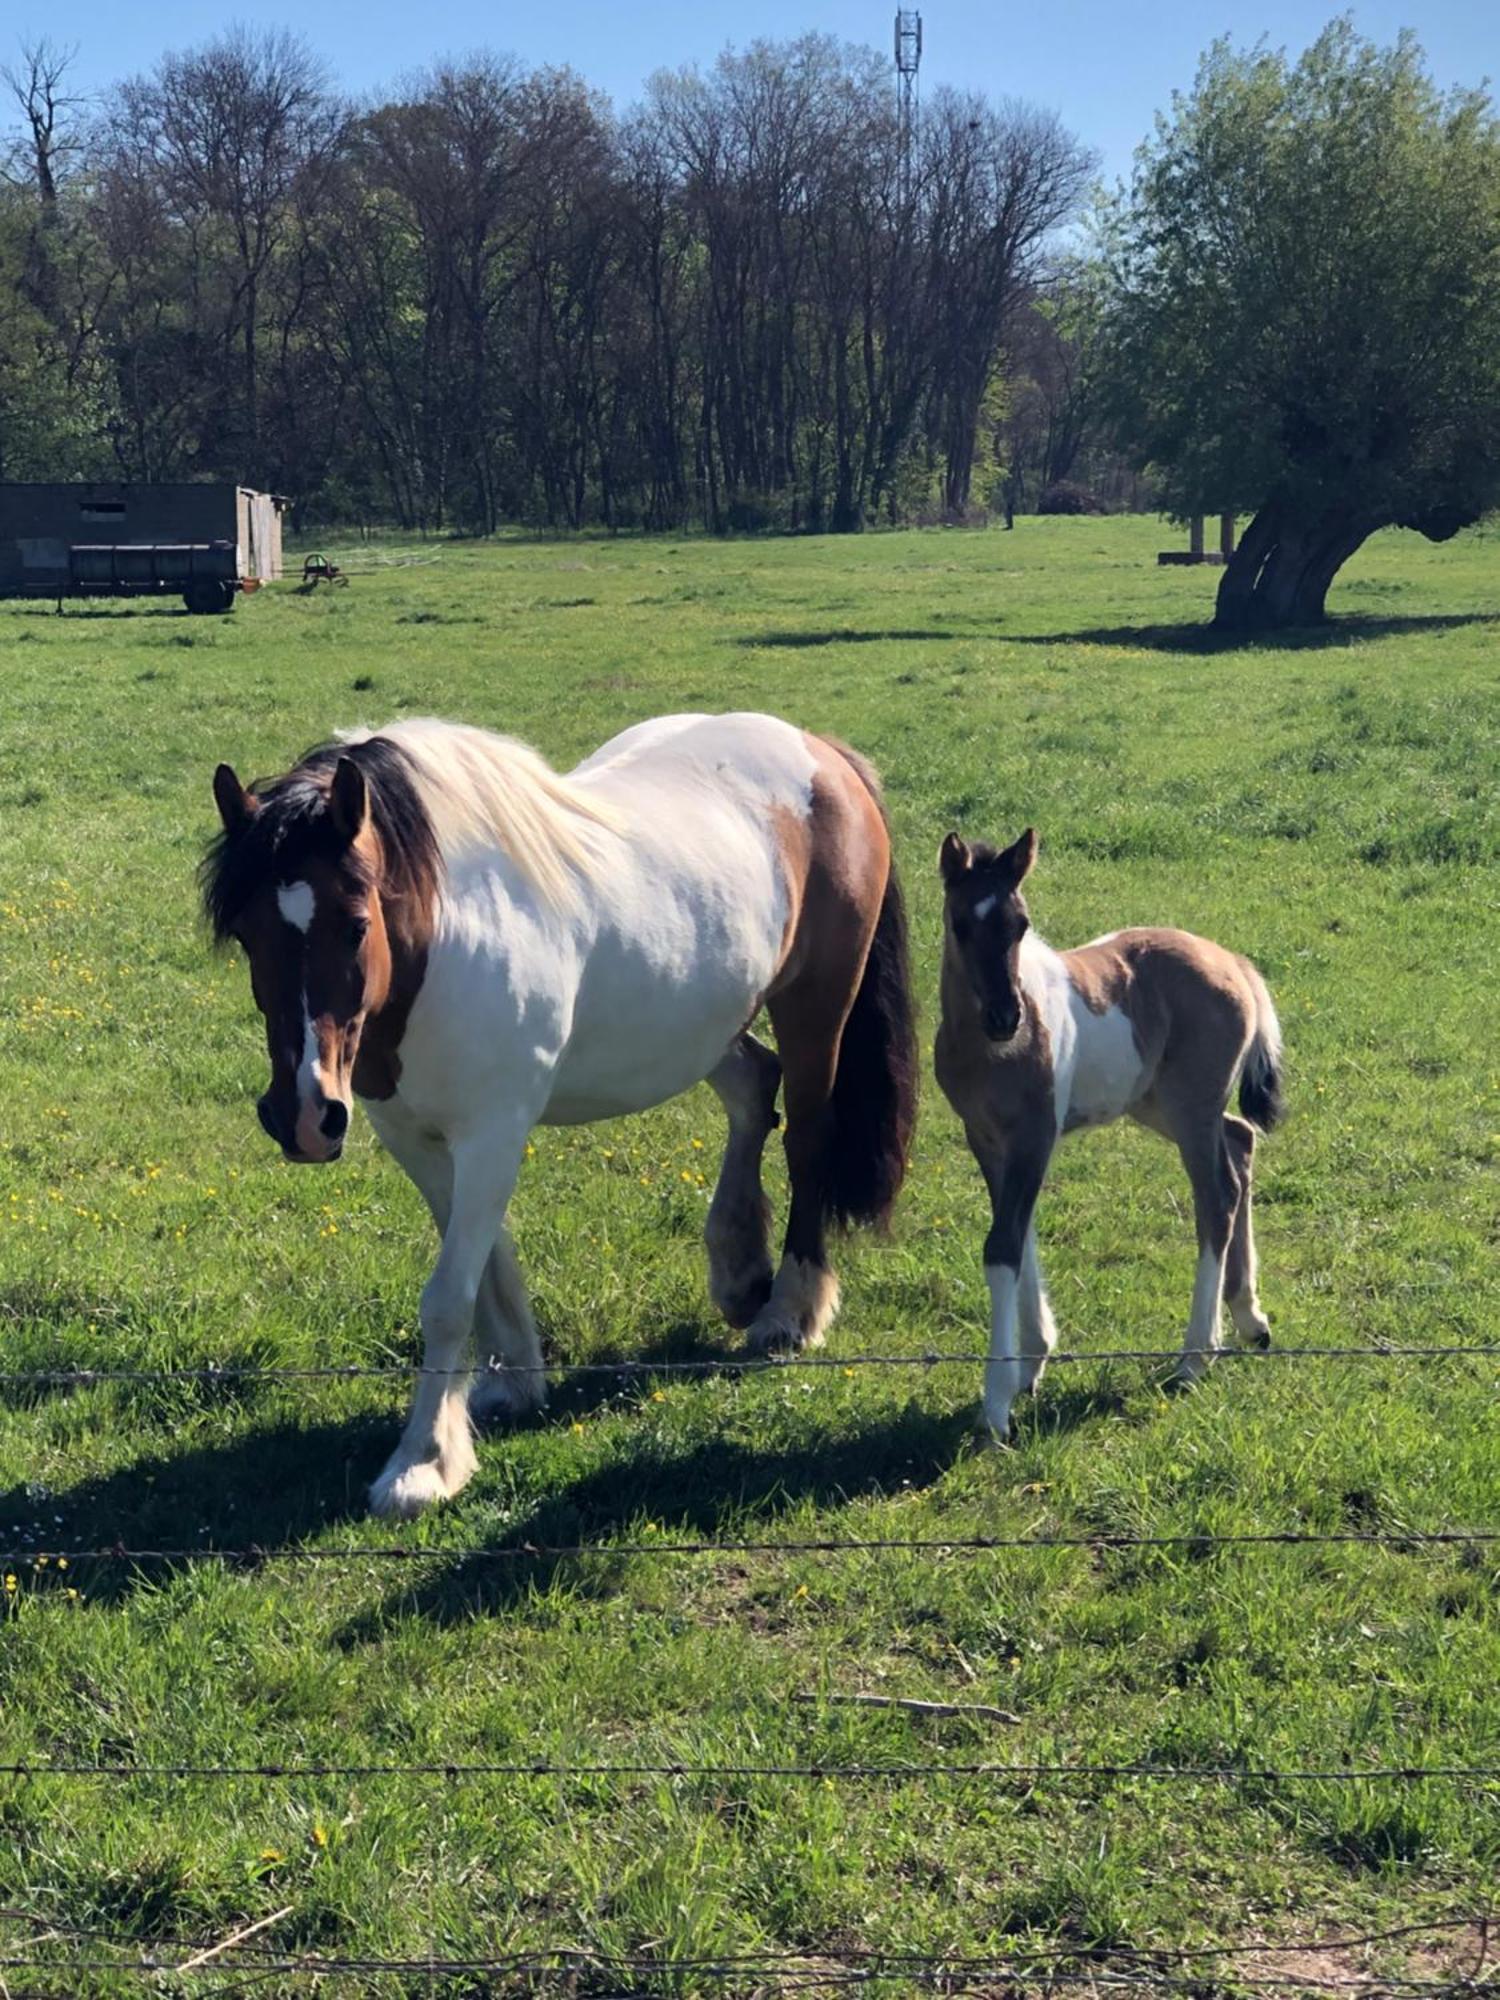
[0,483,285,613]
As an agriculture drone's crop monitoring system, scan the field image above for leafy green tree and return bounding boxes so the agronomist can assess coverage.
[1099,20,1500,628]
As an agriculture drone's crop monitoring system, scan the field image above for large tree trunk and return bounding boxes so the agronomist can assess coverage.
[1214,502,1380,630]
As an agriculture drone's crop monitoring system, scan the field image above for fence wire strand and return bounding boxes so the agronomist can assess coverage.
[4,1527,1498,1569]
[1,1757,1496,1784]
[1,1341,1496,1389]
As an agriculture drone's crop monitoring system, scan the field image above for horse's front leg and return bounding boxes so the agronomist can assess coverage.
[976,1136,1052,1442]
[371,1121,529,1519]
[468,1225,548,1422]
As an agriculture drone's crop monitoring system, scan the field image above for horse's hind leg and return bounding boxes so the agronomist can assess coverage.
[705,1032,782,1328]
[468,1226,548,1420]
[1222,1114,1271,1349]
[1169,1115,1243,1387]
[744,993,849,1354]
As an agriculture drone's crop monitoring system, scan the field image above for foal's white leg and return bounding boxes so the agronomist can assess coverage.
[371,1121,528,1519]
[983,1265,1023,1441]
[1175,1245,1229,1385]
[1017,1223,1058,1394]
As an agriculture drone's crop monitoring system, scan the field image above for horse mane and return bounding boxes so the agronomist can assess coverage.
[201,720,621,941]
[344,718,620,909]
[200,735,443,944]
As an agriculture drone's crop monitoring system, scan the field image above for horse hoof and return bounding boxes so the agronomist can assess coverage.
[369,1460,451,1520]
[744,1308,823,1357]
[714,1271,775,1331]
[977,1408,1015,1447]
[470,1368,548,1423]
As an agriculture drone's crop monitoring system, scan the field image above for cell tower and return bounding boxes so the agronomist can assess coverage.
[894,8,922,205]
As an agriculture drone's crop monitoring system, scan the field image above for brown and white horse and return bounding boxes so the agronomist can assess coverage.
[203,713,916,1516]
[934,829,1283,1439]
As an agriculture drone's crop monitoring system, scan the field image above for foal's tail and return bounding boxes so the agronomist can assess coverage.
[1237,958,1286,1133]
[823,744,919,1231]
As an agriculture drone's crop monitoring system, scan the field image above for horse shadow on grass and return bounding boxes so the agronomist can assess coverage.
[0,1414,393,1607]
[733,627,966,649]
[337,1395,982,1643]
[336,1370,1137,1643]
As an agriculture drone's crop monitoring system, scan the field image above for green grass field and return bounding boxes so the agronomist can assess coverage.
[0,516,1497,1995]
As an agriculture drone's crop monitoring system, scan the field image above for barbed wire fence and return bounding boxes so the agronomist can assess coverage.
[2,1338,1497,1986]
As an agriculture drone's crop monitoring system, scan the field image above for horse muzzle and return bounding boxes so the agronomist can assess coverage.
[259,1089,348,1163]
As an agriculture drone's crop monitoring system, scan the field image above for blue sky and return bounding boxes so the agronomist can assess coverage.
[29,0,1500,189]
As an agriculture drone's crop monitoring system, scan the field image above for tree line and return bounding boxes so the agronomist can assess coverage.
[0,31,1101,532]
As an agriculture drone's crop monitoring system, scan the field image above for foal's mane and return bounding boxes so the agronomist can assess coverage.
[201,720,620,941]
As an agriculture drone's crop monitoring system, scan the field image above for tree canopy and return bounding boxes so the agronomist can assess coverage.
[0,30,1093,533]
[1098,19,1500,627]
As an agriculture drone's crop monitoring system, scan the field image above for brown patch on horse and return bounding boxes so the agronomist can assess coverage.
[742,733,916,1354]
[1064,929,1259,1111]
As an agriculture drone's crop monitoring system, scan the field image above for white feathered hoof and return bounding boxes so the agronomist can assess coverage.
[743,1256,839,1356]
[369,1458,453,1520]
[745,1304,825,1356]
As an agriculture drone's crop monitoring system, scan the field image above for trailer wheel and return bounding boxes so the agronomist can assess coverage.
[184,580,238,615]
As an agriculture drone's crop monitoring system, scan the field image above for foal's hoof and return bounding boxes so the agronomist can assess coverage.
[977,1407,1016,1448]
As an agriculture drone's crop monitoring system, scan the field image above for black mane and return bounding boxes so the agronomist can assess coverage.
[199,734,441,942]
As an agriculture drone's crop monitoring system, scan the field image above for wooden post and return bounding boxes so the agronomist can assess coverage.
[1220,512,1236,559]
[1189,515,1205,559]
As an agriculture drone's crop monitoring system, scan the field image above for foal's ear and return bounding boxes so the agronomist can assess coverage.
[999,827,1038,883]
[327,757,369,845]
[939,831,971,885]
[212,763,257,834]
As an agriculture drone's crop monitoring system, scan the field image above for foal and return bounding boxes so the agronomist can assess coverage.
[934,829,1284,1440]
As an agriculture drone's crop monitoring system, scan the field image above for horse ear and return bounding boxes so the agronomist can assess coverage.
[327,757,369,845]
[939,831,971,885]
[213,763,256,833]
[1000,828,1038,883]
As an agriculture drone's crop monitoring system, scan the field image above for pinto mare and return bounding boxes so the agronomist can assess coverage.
[202,713,917,1516]
[934,829,1284,1441]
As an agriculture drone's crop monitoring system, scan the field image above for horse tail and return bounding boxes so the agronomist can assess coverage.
[1237,958,1286,1133]
[823,744,919,1231]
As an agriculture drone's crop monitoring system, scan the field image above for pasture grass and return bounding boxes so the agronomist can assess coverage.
[0,516,1497,1994]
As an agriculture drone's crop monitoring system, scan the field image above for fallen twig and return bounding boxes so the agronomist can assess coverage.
[794,1691,1022,1725]
[171,1906,294,1975]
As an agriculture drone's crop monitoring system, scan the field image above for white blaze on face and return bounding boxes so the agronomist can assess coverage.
[273,878,346,1157]
[277,880,315,933]
[973,893,998,921]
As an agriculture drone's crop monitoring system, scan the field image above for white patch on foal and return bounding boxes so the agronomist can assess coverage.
[973,893,998,920]
[1176,1245,1227,1381]
[982,1264,1021,1439]
[277,880,315,933]
[1065,994,1143,1130]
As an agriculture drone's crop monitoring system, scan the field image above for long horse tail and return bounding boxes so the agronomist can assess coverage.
[1237,957,1286,1133]
[823,743,919,1231]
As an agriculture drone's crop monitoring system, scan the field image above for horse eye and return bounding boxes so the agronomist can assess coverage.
[952,917,970,943]
[348,917,370,950]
